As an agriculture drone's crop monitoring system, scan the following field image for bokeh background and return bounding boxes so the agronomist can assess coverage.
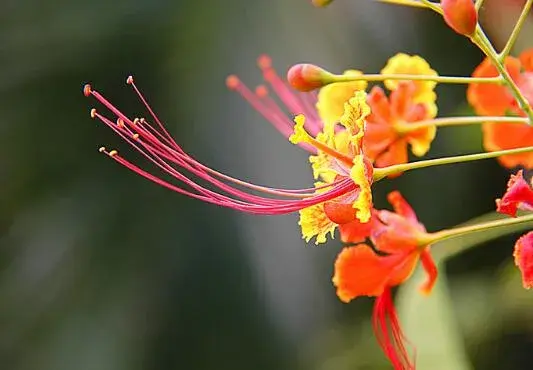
[1,0,533,369]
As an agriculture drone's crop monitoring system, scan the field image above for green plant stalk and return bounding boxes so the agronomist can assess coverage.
[427,213,533,245]
[374,145,533,180]
[472,29,533,124]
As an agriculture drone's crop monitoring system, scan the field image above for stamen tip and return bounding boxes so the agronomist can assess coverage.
[132,133,140,140]
[126,75,134,85]
[257,54,272,70]
[98,146,106,153]
[226,75,240,90]
[255,85,268,97]
[90,108,97,118]
[109,150,118,157]
[83,84,92,97]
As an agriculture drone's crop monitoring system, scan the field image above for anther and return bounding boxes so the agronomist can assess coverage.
[117,119,125,128]
[109,150,118,157]
[126,76,134,85]
[257,55,272,70]
[255,85,268,97]
[99,146,106,153]
[139,118,146,124]
[226,75,240,90]
[83,84,92,97]
[132,133,140,140]
[133,118,140,125]
[90,108,97,118]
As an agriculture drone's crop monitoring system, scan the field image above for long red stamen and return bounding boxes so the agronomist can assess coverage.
[373,288,415,370]
[84,80,359,215]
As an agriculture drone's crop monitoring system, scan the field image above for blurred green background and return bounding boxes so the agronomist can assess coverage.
[1,0,533,369]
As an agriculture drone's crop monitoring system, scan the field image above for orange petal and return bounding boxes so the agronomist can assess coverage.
[374,139,409,169]
[419,249,438,295]
[339,213,376,244]
[390,82,416,119]
[482,122,533,168]
[467,57,521,116]
[514,231,533,289]
[388,190,418,221]
[332,244,420,302]
[520,48,533,71]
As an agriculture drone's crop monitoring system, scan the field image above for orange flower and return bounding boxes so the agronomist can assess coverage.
[332,191,437,369]
[365,82,436,168]
[467,49,533,168]
[514,231,533,289]
[496,170,533,217]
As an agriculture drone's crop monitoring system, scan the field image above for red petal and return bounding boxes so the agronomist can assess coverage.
[496,170,533,217]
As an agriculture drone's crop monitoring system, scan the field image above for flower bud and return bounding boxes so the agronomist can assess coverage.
[287,63,331,92]
[441,0,478,36]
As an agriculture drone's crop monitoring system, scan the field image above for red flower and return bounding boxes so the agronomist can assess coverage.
[332,191,437,369]
[467,49,533,168]
[496,170,533,217]
[514,231,533,289]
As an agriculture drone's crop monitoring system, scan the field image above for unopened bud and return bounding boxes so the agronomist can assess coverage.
[441,0,478,36]
[312,0,334,7]
[287,63,332,92]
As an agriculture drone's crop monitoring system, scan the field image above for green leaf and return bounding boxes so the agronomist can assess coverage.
[396,266,473,370]
[396,211,533,369]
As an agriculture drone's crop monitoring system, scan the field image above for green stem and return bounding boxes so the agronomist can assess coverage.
[377,0,432,8]
[472,29,533,124]
[418,0,442,13]
[373,145,533,180]
[325,73,502,85]
[400,115,528,132]
[500,0,533,59]
[427,213,533,244]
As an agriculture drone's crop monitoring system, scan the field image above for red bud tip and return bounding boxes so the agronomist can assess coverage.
[312,0,334,7]
[90,108,97,118]
[441,0,477,36]
[287,63,329,92]
[255,85,268,97]
[226,75,240,90]
[257,55,272,70]
[83,84,92,97]
[126,75,134,84]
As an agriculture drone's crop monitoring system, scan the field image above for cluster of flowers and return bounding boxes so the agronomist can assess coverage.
[83,0,533,368]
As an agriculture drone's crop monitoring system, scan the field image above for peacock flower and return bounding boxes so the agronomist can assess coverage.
[514,231,533,289]
[83,78,375,246]
[496,170,533,217]
[364,81,437,168]
[332,191,437,370]
[291,91,375,243]
[496,171,533,290]
[467,48,533,168]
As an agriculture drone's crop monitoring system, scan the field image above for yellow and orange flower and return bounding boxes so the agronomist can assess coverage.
[467,48,533,168]
[365,81,437,168]
[332,191,437,370]
[293,91,375,244]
